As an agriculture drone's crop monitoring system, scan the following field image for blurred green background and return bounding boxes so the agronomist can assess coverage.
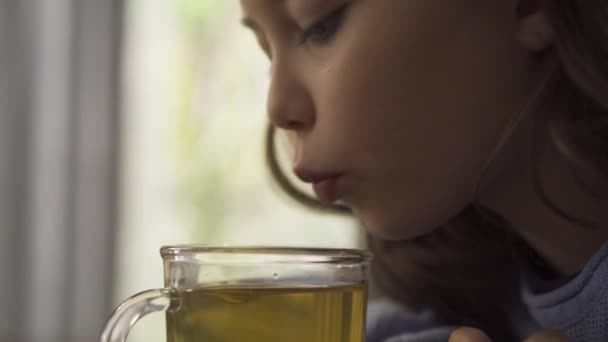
[115,1,361,341]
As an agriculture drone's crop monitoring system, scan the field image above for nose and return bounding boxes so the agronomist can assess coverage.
[266,59,315,132]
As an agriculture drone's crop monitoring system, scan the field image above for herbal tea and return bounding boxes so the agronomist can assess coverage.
[166,284,367,342]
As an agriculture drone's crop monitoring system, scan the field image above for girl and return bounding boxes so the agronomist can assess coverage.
[240,0,608,341]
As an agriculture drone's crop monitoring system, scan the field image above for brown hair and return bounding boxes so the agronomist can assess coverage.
[264,1,608,340]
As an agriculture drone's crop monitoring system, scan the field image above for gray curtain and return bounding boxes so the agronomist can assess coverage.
[0,0,122,340]
[0,0,28,338]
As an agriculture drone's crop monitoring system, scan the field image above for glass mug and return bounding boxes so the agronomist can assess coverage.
[101,246,372,342]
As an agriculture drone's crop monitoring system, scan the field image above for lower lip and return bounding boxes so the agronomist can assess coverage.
[313,177,340,204]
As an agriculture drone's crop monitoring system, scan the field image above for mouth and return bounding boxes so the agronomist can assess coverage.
[293,168,342,204]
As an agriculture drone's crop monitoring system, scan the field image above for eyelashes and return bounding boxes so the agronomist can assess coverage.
[297,5,348,46]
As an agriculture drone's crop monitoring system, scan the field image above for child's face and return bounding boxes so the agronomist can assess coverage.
[241,0,538,239]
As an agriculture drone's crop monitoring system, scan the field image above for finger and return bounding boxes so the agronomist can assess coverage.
[524,330,569,341]
[449,327,492,342]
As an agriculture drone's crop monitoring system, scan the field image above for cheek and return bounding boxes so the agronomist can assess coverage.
[318,34,493,184]
[310,3,528,237]
[319,68,484,239]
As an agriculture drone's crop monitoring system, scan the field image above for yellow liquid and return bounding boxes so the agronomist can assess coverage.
[166,284,367,342]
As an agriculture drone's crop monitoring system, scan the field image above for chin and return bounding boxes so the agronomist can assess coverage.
[355,208,441,241]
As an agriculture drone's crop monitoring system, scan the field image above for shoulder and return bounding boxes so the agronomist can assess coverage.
[522,241,608,340]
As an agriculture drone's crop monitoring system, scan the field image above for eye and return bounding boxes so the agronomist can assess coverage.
[298,5,347,46]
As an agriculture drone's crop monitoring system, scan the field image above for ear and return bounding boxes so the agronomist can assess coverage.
[515,0,555,52]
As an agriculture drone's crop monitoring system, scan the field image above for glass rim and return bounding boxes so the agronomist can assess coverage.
[160,245,372,263]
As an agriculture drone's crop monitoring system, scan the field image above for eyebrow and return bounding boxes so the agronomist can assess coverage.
[241,0,291,32]
[241,17,259,32]
[240,16,273,59]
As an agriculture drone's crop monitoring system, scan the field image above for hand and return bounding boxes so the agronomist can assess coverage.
[449,327,570,342]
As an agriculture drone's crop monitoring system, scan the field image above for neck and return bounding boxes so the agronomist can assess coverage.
[480,117,608,278]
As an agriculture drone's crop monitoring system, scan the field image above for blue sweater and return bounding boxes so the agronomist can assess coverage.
[367,241,608,341]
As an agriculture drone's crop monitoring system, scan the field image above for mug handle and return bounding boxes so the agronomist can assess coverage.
[100,288,179,342]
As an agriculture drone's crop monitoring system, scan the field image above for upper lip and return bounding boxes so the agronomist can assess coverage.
[293,167,342,184]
